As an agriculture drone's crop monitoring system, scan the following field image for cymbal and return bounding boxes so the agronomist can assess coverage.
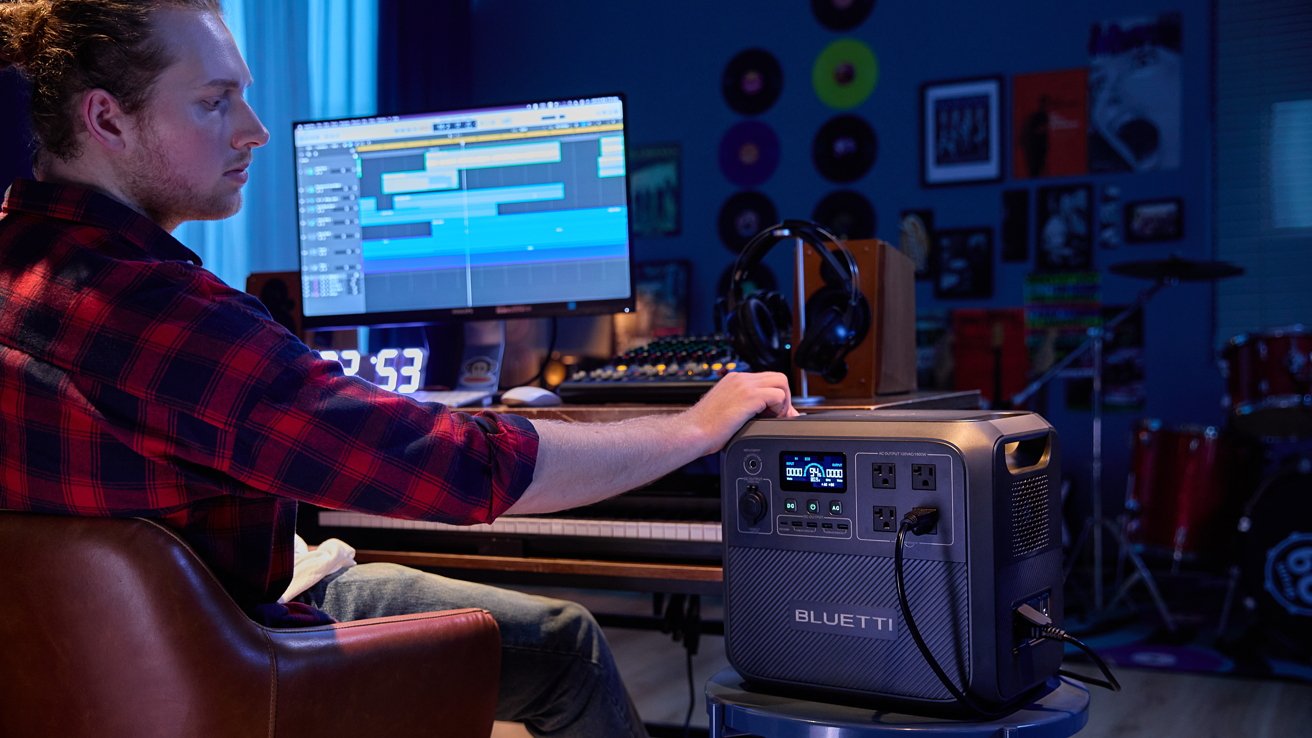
[1110,255,1244,282]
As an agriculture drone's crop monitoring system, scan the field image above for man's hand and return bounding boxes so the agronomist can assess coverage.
[682,371,799,457]
[511,371,799,515]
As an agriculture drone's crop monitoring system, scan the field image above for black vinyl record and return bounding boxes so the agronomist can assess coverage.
[718,191,779,253]
[811,0,875,31]
[722,48,783,115]
[812,190,876,240]
[812,114,877,183]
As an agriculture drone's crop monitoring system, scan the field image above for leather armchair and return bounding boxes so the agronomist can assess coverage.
[0,512,501,738]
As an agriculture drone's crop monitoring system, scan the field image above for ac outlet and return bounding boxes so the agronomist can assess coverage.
[873,505,897,531]
[1012,591,1053,651]
[871,462,896,489]
[911,463,937,490]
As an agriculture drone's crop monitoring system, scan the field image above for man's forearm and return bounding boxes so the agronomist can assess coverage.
[503,371,797,515]
[505,414,716,515]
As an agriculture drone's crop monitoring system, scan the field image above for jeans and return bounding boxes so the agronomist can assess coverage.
[299,562,648,738]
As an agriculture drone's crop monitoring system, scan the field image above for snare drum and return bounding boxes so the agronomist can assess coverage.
[1125,420,1229,562]
[1221,326,1312,438]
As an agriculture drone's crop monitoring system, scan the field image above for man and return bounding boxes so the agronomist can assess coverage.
[0,2,797,736]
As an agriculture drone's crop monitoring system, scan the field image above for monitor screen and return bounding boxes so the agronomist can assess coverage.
[293,94,634,329]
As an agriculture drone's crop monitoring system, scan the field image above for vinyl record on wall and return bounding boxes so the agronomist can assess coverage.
[719,120,781,187]
[718,191,779,253]
[812,190,876,240]
[812,114,877,182]
[812,38,879,110]
[722,48,784,115]
[811,0,875,31]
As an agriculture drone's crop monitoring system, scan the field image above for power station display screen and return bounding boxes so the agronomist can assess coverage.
[780,452,847,492]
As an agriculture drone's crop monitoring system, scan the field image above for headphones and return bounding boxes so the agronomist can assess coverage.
[724,219,870,382]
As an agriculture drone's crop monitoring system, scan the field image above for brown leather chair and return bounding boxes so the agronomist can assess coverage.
[0,512,501,738]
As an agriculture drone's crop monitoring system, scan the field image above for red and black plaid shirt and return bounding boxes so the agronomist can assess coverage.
[0,179,539,622]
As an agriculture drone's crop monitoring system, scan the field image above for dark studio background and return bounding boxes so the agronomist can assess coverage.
[3,0,1310,536]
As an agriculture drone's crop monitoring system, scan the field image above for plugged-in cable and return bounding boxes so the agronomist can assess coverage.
[894,508,1011,719]
[1014,604,1121,692]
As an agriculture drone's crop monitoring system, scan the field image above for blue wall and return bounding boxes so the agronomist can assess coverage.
[0,74,31,187]
[465,0,1221,512]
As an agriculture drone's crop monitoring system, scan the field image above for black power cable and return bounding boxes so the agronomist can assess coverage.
[1014,604,1121,692]
[894,507,1121,720]
[894,510,1010,719]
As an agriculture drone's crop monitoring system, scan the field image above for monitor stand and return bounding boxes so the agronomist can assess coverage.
[453,320,506,393]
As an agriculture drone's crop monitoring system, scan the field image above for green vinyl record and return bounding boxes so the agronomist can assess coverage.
[812,38,878,110]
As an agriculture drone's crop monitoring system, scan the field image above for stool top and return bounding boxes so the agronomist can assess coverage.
[705,668,1090,738]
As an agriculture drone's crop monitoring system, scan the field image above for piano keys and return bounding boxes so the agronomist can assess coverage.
[299,490,724,564]
[318,511,721,544]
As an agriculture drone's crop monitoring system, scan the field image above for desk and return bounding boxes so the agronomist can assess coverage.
[497,389,981,423]
[354,550,723,595]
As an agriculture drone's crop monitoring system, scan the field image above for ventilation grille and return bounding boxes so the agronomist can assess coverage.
[1010,473,1051,558]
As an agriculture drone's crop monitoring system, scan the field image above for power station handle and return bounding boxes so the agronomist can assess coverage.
[1003,432,1052,474]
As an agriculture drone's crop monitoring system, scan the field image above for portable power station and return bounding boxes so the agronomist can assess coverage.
[721,409,1064,713]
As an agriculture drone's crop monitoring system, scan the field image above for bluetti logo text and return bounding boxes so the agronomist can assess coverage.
[790,602,898,640]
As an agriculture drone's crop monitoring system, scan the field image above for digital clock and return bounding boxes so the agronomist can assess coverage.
[318,348,427,394]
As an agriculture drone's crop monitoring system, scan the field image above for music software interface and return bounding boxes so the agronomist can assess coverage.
[294,96,631,320]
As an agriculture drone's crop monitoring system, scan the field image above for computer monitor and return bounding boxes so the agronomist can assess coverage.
[292,94,635,330]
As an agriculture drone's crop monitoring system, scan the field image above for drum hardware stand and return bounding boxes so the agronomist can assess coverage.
[1012,278,1177,631]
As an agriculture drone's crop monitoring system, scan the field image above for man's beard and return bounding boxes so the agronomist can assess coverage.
[122,122,244,229]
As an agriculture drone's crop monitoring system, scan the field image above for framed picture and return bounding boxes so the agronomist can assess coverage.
[934,227,994,299]
[613,260,691,353]
[1124,198,1183,243]
[1011,69,1088,179]
[898,209,935,280]
[1036,184,1093,272]
[628,143,681,237]
[921,76,1004,186]
[1089,13,1182,172]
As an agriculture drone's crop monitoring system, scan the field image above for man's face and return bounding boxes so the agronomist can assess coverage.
[119,9,269,231]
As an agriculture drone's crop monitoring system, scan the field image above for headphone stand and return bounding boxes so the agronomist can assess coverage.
[793,237,825,407]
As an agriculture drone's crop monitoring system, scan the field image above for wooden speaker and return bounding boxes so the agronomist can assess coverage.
[791,239,917,398]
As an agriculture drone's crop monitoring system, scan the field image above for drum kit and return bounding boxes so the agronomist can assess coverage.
[1018,255,1311,654]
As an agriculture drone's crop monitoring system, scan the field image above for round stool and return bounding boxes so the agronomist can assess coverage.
[705,668,1090,738]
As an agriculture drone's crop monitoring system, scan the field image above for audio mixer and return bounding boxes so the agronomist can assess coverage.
[556,334,751,403]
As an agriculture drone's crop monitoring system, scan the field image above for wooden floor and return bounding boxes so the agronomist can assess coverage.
[490,589,1312,737]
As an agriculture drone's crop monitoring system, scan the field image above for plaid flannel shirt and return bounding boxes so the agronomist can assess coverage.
[0,179,539,622]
